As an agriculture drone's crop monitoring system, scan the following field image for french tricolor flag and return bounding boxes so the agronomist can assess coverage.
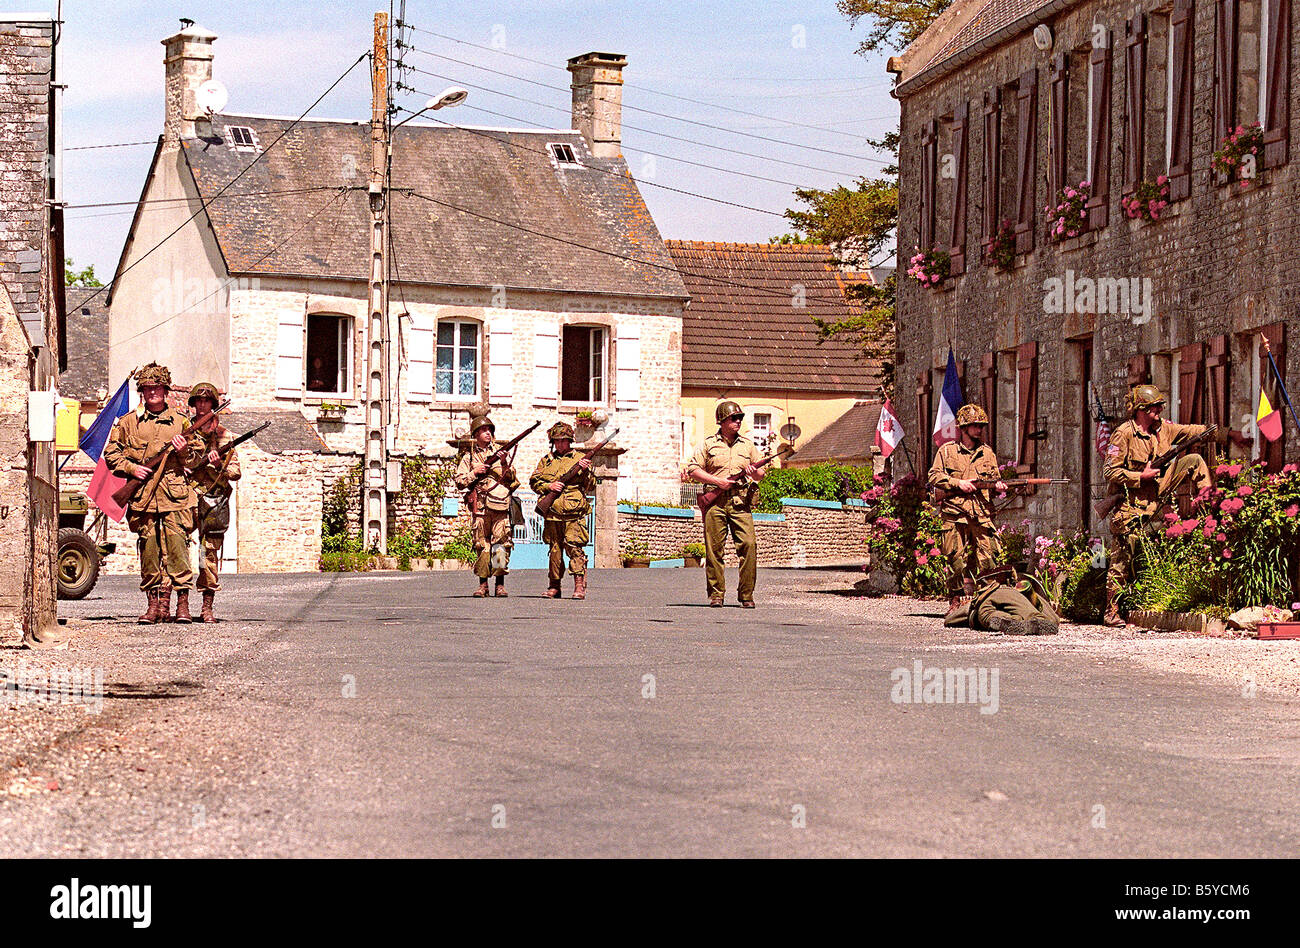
[932,347,964,448]
[82,378,134,522]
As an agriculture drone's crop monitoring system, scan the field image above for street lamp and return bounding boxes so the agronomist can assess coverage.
[394,87,469,129]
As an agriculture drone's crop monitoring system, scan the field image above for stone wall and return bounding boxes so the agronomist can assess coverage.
[329,454,473,550]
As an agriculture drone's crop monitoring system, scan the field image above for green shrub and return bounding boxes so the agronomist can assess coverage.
[681,541,706,558]
[754,464,875,513]
[436,526,475,564]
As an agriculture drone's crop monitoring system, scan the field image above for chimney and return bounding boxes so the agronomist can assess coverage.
[162,21,218,148]
[567,52,627,159]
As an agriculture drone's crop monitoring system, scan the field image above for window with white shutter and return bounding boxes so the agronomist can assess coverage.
[275,308,305,398]
[407,313,433,403]
[488,317,514,405]
[615,323,641,409]
[533,322,559,406]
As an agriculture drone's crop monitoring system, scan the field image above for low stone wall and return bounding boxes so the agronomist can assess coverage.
[617,498,869,567]
[330,455,472,550]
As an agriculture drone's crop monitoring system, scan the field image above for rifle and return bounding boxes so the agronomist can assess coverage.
[111,399,231,509]
[696,444,796,513]
[464,421,541,515]
[186,420,272,485]
[1094,424,1218,519]
[535,427,620,517]
[933,477,1069,504]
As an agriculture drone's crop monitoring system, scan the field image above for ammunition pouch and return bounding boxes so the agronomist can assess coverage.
[197,489,231,534]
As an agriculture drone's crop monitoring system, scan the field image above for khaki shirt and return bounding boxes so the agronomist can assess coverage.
[927,440,1002,526]
[103,405,205,513]
[190,425,242,497]
[1103,418,1208,520]
[686,432,762,510]
[455,444,519,512]
[530,450,594,519]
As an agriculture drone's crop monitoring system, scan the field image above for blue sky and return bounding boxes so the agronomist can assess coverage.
[52,0,898,276]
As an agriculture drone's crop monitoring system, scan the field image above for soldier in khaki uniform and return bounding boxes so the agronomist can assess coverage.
[530,422,595,599]
[928,404,1008,609]
[686,400,765,608]
[103,363,205,623]
[944,575,1060,635]
[454,414,519,598]
[186,382,241,623]
[1102,384,1215,627]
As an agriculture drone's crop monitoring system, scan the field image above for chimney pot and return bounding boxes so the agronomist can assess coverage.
[567,51,626,159]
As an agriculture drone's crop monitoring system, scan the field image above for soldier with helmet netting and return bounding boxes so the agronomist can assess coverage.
[186,381,240,622]
[454,413,519,597]
[530,421,595,599]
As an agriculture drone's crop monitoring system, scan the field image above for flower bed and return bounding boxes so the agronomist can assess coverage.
[861,473,947,597]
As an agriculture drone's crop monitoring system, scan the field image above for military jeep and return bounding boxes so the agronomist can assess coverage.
[57,490,115,600]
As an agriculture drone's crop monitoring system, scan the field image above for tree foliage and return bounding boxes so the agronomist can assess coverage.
[64,258,102,287]
[837,0,954,55]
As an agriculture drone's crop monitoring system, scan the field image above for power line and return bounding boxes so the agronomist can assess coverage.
[395,21,882,144]
[65,140,157,152]
[78,50,369,313]
[63,185,352,212]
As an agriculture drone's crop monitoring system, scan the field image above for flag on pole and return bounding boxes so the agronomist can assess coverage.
[82,377,134,522]
[931,347,964,448]
[1095,417,1112,458]
[1258,388,1283,442]
[874,398,903,459]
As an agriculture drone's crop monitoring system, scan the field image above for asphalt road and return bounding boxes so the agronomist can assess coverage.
[3,568,1298,857]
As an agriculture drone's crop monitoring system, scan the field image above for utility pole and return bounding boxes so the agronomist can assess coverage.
[365,11,390,552]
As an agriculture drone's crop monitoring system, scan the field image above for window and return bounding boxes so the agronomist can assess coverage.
[751,412,773,451]
[561,325,606,403]
[436,319,479,398]
[226,126,258,151]
[996,350,1019,462]
[305,314,353,396]
[550,142,579,165]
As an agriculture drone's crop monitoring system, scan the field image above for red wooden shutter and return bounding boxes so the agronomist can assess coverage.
[1214,0,1239,153]
[1124,16,1147,194]
[1015,68,1038,254]
[1265,0,1291,168]
[920,119,937,249]
[1017,340,1039,473]
[949,101,969,274]
[981,352,997,448]
[1206,334,1230,429]
[916,370,933,470]
[1087,34,1113,229]
[1179,341,1206,424]
[1170,0,1196,200]
[1128,354,1151,386]
[1049,53,1068,204]
[982,89,1002,242]
[1261,323,1287,472]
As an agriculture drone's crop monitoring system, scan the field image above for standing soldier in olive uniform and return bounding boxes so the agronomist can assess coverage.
[186,382,241,623]
[1102,384,1215,627]
[928,404,1007,610]
[454,414,519,598]
[530,422,595,600]
[103,363,205,623]
[686,400,765,608]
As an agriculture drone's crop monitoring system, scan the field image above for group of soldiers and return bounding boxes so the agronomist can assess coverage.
[926,384,1213,632]
[457,399,767,605]
[103,363,240,624]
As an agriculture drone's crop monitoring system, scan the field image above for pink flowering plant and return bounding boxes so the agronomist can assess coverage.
[1032,530,1108,621]
[1120,175,1170,221]
[1211,122,1264,184]
[983,218,1016,272]
[1045,180,1090,240]
[906,246,950,287]
[861,472,948,597]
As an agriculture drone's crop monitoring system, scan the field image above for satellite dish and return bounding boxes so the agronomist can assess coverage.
[1033,24,1053,51]
[196,79,228,114]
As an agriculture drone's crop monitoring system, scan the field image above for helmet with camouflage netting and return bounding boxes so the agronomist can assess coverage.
[955,404,989,427]
[1126,384,1166,414]
[136,362,172,390]
[548,421,575,441]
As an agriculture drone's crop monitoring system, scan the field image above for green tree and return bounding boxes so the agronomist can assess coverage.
[64,258,102,287]
[837,0,954,55]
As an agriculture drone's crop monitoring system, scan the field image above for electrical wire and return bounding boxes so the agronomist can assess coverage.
[65,140,157,151]
[63,185,352,211]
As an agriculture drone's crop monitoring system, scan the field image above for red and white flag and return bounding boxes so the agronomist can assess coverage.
[874,398,903,459]
[1095,418,1112,459]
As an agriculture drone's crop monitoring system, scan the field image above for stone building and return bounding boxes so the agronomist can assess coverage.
[0,14,63,645]
[104,24,687,570]
[891,0,1298,537]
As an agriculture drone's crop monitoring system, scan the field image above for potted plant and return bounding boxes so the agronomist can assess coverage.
[1045,180,1090,241]
[682,541,705,567]
[906,246,950,287]
[983,218,1016,271]
[1121,175,1170,221]
[574,407,597,440]
[1212,122,1264,186]
[621,536,650,568]
[316,402,346,423]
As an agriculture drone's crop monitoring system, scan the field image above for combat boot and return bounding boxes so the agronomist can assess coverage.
[1029,617,1059,636]
[544,580,562,599]
[572,574,586,600]
[989,615,1030,636]
[474,579,489,598]
[156,586,173,623]
[201,590,216,623]
[174,590,192,624]
[1103,588,1126,628]
[137,590,160,624]
[494,576,508,597]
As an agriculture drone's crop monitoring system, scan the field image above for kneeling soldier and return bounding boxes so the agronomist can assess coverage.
[530,422,595,600]
[454,414,519,598]
[187,382,240,622]
[928,404,1007,610]
[103,363,204,623]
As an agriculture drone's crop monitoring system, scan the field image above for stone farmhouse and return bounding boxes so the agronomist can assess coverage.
[892,0,1299,537]
[101,24,688,571]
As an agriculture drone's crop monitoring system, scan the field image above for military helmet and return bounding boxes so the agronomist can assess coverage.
[955,404,990,427]
[136,362,172,390]
[187,381,220,407]
[715,400,744,423]
[548,421,575,441]
[1127,384,1166,414]
[469,414,495,436]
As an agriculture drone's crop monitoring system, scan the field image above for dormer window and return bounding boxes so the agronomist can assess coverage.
[226,125,258,152]
[549,142,580,166]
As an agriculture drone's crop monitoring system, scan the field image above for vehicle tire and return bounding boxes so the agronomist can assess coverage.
[57,527,100,600]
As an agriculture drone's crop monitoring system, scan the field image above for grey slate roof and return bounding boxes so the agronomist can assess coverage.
[788,401,882,464]
[180,116,687,300]
[224,410,330,454]
[61,287,110,401]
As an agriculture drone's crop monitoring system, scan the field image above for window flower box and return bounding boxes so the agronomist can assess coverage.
[1046,180,1090,241]
[316,403,346,423]
[983,219,1016,272]
[1212,123,1264,186]
[906,247,950,287]
[1121,176,1170,221]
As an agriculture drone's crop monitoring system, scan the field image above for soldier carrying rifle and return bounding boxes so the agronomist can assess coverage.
[186,382,241,623]
[454,414,523,598]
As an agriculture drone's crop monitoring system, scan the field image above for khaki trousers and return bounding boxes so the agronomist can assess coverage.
[128,508,195,591]
[1107,453,1211,594]
[471,507,514,579]
[703,504,757,601]
[197,529,225,591]
[940,519,1000,591]
[544,516,588,582]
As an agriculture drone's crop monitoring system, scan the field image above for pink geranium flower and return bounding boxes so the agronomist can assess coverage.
[1285,505,1300,517]
[1217,533,1227,543]
[1223,548,1233,558]
[1238,485,1254,496]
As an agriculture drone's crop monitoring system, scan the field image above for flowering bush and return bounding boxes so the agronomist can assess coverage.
[1032,530,1107,622]
[1120,175,1170,221]
[861,473,948,597]
[983,218,1016,271]
[1211,123,1264,185]
[1045,180,1090,240]
[907,247,950,287]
